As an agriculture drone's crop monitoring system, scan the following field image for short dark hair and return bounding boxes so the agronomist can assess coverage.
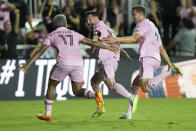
[132,5,146,16]
[182,18,194,29]
[84,11,98,18]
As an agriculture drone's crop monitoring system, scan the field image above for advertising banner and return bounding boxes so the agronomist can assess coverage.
[0,58,196,100]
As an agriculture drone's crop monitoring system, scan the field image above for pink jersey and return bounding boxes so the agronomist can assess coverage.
[134,19,162,61]
[0,4,10,30]
[93,21,120,61]
[178,6,196,30]
[43,27,84,66]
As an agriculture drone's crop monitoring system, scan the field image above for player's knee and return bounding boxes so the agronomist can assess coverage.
[106,82,113,90]
[141,86,148,93]
[141,83,150,93]
[132,79,140,87]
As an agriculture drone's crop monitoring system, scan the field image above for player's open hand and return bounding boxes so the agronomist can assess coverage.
[18,63,30,73]
[103,36,116,44]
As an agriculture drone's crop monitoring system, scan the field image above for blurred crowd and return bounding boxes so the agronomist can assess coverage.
[0,0,196,59]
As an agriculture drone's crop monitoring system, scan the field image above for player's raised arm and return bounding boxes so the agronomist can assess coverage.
[103,33,141,44]
[80,38,119,53]
[18,44,49,72]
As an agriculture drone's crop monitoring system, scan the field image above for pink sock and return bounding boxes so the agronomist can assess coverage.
[45,98,53,116]
[147,71,170,90]
[131,86,139,95]
[126,104,132,114]
[84,90,95,98]
[92,85,101,92]
[111,83,132,98]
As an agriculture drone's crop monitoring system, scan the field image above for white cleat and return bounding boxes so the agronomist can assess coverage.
[119,112,132,119]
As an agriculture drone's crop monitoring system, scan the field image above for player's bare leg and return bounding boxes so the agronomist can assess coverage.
[37,78,60,121]
[71,81,95,98]
[105,77,135,103]
[91,73,105,118]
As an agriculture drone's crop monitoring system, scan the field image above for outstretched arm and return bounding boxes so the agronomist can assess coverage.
[103,33,141,44]
[91,34,99,53]
[4,1,16,11]
[18,44,48,72]
[14,9,20,34]
[159,45,172,68]
[80,38,119,53]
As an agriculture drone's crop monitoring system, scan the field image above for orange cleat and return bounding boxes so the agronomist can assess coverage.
[37,114,52,121]
[95,91,104,111]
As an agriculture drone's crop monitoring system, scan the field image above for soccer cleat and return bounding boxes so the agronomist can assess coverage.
[132,95,139,114]
[170,64,184,76]
[172,64,183,75]
[37,114,52,121]
[95,91,104,111]
[119,112,132,119]
[91,108,105,118]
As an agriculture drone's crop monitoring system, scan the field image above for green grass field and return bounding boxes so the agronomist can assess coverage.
[0,98,196,131]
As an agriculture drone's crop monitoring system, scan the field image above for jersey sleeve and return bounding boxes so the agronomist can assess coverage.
[43,33,53,46]
[74,31,85,42]
[134,25,145,36]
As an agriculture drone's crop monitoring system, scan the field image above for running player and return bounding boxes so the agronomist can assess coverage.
[85,11,136,118]
[103,5,183,119]
[18,14,119,121]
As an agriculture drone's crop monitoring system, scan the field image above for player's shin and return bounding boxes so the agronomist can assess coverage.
[146,71,170,91]
[95,90,104,111]
[111,82,134,102]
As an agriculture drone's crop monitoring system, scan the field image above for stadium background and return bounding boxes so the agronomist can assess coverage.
[0,0,196,100]
[0,57,196,100]
[0,0,196,131]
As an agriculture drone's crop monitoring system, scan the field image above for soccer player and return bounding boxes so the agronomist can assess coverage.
[18,14,119,121]
[85,11,136,118]
[103,5,183,119]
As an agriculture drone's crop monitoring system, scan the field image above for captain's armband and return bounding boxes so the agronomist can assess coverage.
[93,30,101,37]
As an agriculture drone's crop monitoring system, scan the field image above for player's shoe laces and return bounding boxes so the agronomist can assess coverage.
[119,112,132,119]
[91,108,105,118]
[170,64,184,76]
[131,95,139,114]
[37,114,52,121]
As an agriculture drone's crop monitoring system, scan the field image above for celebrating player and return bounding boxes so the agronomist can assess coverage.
[18,14,119,121]
[85,11,136,118]
[103,5,183,119]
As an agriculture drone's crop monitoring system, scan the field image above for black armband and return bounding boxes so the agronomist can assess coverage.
[93,30,101,37]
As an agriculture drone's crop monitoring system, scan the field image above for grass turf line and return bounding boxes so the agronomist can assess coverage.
[0,98,196,131]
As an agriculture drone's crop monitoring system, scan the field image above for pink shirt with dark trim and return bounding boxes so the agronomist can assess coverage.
[93,21,120,61]
[134,19,162,61]
[43,27,84,66]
